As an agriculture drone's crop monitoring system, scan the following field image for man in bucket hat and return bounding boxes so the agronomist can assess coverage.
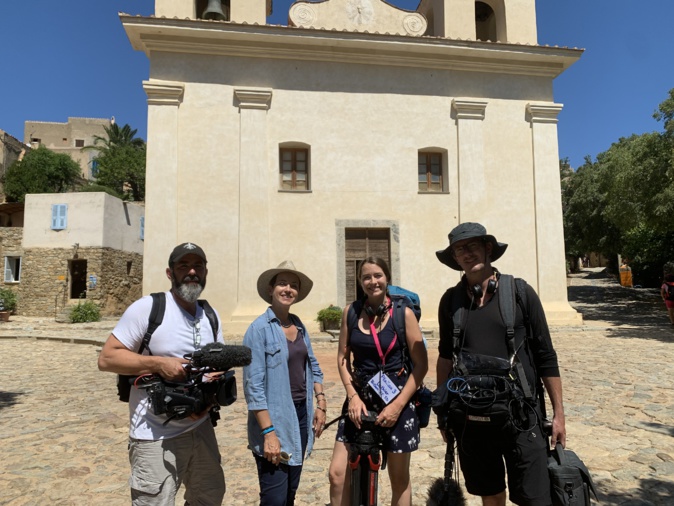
[98,242,226,505]
[435,223,566,506]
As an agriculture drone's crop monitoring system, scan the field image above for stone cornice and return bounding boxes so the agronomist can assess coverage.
[122,15,582,78]
[453,99,488,120]
[234,88,273,110]
[527,103,564,124]
[143,80,185,106]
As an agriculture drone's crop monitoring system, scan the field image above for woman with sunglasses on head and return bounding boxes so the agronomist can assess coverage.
[243,261,326,506]
[328,256,428,506]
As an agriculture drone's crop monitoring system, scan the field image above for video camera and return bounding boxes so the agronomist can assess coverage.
[136,343,252,426]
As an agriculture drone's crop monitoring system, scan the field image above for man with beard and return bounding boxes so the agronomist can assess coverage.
[99,242,226,505]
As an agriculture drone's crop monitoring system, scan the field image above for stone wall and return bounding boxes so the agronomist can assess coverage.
[18,247,143,317]
[0,227,25,301]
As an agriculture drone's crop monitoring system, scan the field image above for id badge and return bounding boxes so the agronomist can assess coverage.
[368,371,400,405]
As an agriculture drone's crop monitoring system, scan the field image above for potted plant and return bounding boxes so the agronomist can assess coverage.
[316,304,342,332]
[0,288,17,322]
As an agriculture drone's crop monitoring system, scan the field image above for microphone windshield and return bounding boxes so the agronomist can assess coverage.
[189,343,252,371]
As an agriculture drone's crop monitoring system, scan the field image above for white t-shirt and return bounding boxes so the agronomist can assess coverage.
[112,291,224,440]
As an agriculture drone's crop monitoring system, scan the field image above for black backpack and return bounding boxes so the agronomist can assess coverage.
[116,292,219,402]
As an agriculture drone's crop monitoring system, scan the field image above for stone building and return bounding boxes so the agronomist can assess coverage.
[121,0,583,333]
[0,129,28,201]
[24,117,112,180]
[6,192,145,317]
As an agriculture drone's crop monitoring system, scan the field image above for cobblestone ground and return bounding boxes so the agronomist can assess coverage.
[0,268,673,505]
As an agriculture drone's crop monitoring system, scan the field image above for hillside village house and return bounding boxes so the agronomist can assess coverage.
[0,192,144,317]
[122,0,583,333]
[24,117,112,180]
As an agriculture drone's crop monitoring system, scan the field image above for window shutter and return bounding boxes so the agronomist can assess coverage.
[4,257,12,282]
[140,216,145,240]
[51,204,68,230]
[16,258,22,282]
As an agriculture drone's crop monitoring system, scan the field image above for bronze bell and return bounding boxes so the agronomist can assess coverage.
[202,0,228,21]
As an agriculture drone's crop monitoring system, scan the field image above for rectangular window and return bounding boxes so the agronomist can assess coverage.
[91,160,99,178]
[51,204,68,230]
[418,152,443,192]
[140,216,145,240]
[4,257,21,283]
[279,148,309,191]
[75,139,85,148]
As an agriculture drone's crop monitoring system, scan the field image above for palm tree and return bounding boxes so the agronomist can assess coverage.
[84,123,145,152]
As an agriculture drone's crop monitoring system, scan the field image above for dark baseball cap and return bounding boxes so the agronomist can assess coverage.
[168,242,207,266]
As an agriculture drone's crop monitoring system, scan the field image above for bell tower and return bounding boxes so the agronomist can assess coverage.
[419,0,537,44]
[154,0,271,24]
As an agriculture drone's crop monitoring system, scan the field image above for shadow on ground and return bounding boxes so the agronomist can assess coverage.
[598,477,674,505]
[568,270,672,338]
[0,391,22,411]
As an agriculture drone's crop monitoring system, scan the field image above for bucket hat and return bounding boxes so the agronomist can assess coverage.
[257,260,314,304]
[168,242,207,266]
[436,222,508,271]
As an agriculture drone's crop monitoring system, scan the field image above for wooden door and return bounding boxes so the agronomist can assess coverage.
[345,228,390,302]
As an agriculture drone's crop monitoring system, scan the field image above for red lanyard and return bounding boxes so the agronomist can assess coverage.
[368,304,396,366]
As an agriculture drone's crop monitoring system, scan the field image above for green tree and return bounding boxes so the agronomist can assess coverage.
[2,146,81,202]
[562,88,674,285]
[83,123,146,201]
[93,144,146,201]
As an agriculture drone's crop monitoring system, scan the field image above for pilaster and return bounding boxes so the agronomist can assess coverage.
[232,87,273,319]
[453,98,487,223]
[142,80,184,295]
[527,102,582,324]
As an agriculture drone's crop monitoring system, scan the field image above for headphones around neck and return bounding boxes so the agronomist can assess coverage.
[464,269,500,301]
[364,298,390,318]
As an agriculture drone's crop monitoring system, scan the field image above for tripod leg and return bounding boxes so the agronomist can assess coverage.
[366,452,381,506]
[349,454,362,506]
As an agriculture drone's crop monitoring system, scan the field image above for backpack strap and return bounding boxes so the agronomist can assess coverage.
[198,299,219,341]
[138,292,166,355]
[496,274,517,358]
[390,295,410,370]
[450,284,468,358]
[345,298,364,347]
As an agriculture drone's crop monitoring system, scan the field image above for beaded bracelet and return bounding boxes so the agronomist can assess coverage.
[260,426,275,436]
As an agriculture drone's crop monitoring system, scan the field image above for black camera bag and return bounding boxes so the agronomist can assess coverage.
[548,443,597,505]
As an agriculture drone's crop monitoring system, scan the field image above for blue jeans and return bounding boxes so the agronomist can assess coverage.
[254,401,309,506]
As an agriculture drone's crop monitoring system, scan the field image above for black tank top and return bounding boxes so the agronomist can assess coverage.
[350,315,404,375]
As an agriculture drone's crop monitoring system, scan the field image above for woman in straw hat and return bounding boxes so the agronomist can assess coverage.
[328,256,427,506]
[242,261,326,506]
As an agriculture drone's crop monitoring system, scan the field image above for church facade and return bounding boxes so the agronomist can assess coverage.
[122,0,582,333]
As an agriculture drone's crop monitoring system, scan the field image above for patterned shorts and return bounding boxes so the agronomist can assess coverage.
[335,382,420,453]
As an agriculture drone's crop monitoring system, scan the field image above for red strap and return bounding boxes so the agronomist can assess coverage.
[368,304,396,366]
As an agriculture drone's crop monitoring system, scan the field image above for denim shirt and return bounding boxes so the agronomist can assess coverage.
[243,307,324,466]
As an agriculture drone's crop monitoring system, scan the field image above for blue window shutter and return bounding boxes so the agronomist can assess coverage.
[140,216,145,240]
[51,204,67,230]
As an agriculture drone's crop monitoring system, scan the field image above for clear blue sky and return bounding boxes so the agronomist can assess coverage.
[2,0,673,169]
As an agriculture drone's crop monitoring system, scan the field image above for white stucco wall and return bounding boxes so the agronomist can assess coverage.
[23,193,144,254]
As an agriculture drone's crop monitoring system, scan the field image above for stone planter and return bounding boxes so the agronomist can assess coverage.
[320,319,340,332]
